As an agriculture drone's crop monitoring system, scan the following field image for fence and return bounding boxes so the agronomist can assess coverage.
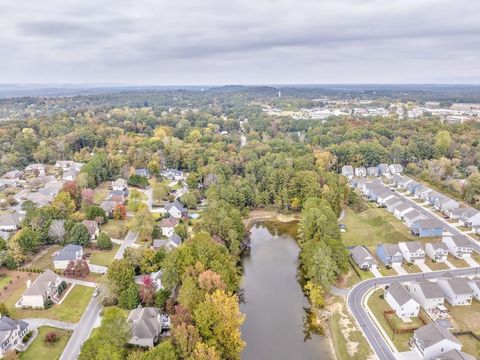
[383,309,428,334]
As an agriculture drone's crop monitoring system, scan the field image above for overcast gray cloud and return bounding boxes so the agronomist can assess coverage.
[1,0,479,84]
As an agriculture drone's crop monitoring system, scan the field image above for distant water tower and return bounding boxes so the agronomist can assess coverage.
[278,90,281,98]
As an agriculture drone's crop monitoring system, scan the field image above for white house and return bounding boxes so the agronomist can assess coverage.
[53,244,83,270]
[16,269,61,308]
[0,213,23,232]
[377,163,390,176]
[159,217,178,237]
[442,236,473,259]
[366,167,378,177]
[350,246,378,270]
[385,281,420,319]
[399,241,426,263]
[385,197,403,213]
[164,199,186,219]
[111,178,128,192]
[161,168,185,181]
[433,195,459,214]
[25,163,46,177]
[425,242,449,262]
[437,276,473,306]
[407,281,445,311]
[403,209,428,228]
[411,323,462,360]
[376,190,396,207]
[0,316,30,357]
[354,167,367,177]
[468,279,480,301]
[459,207,480,227]
[389,164,403,175]
[394,202,414,220]
[341,165,354,178]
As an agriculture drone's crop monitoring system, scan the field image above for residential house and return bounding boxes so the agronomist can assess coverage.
[153,232,182,251]
[150,270,163,289]
[159,217,178,237]
[107,190,126,204]
[411,219,444,237]
[1,170,23,180]
[25,192,52,207]
[407,281,445,311]
[393,174,413,189]
[399,241,426,263]
[341,165,354,178]
[100,200,118,218]
[434,195,459,214]
[442,236,473,259]
[377,163,390,176]
[425,243,449,262]
[366,167,379,177]
[385,197,403,213]
[365,184,386,202]
[376,244,404,267]
[127,307,163,348]
[0,316,30,357]
[414,185,430,199]
[0,213,23,232]
[403,210,428,228]
[385,281,420,318]
[81,220,100,241]
[53,244,83,270]
[406,181,421,195]
[354,167,367,177]
[111,178,128,192]
[16,269,61,308]
[376,190,396,207]
[417,187,434,202]
[25,163,46,177]
[350,246,378,270]
[427,191,443,206]
[459,207,480,227]
[164,199,187,219]
[468,279,480,301]
[394,202,414,220]
[411,323,462,360]
[389,164,404,175]
[447,208,467,220]
[135,168,151,179]
[161,168,184,181]
[437,276,473,306]
[434,349,476,360]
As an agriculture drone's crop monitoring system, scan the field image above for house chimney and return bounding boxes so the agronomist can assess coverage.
[26,280,31,288]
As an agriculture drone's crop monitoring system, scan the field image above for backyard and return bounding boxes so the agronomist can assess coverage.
[101,219,129,239]
[341,206,416,247]
[92,181,110,205]
[20,326,71,360]
[447,301,480,334]
[28,246,62,271]
[87,243,120,267]
[5,284,94,323]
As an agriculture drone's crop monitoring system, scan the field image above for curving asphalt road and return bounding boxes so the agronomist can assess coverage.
[347,183,480,360]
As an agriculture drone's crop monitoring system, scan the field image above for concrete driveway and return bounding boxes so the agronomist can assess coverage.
[392,264,407,275]
[417,262,432,272]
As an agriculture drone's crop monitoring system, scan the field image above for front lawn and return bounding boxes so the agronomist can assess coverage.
[424,258,449,271]
[341,206,416,247]
[101,219,129,239]
[403,263,421,274]
[447,255,469,268]
[7,284,93,323]
[20,326,71,360]
[88,243,120,267]
[379,267,398,276]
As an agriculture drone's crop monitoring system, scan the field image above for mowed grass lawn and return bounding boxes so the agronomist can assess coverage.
[29,246,62,271]
[88,243,120,267]
[92,181,110,205]
[341,206,416,247]
[101,219,129,239]
[6,285,93,323]
[20,326,71,360]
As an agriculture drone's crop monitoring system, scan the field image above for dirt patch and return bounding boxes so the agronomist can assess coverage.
[244,209,300,228]
[0,270,39,304]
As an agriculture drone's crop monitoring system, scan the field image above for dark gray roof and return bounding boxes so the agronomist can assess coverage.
[394,203,412,212]
[165,199,186,213]
[54,244,82,261]
[382,244,402,257]
[128,307,161,340]
[169,233,182,246]
[403,241,425,253]
[387,281,413,306]
[350,246,376,264]
[413,218,443,229]
[0,213,22,227]
[441,277,473,295]
[385,197,401,207]
[403,209,424,220]
[414,323,461,348]
[428,242,448,251]
[0,316,28,332]
[414,281,444,299]
[449,236,473,248]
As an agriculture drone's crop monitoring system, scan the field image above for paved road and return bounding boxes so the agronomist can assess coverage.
[347,266,480,360]
[59,298,102,360]
[24,318,75,331]
[114,231,138,260]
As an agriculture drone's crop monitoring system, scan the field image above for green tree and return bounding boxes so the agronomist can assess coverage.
[435,130,452,156]
[129,204,154,242]
[14,228,40,253]
[138,340,178,360]
[97,232,113,250]
[181,192,197,209]
[118,283,140,309]
[107,259,135,295]
[68,223,90,246]
[85,206,107,224]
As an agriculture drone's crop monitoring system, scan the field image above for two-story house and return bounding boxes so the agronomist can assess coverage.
[376,244,404,267]
[425,242,449,262]
[442,236,473,259]
[399,241,426,263]
[407,281,445,311]
[385,281,420,319]
[411,323,462,360]
[437,276,473,306]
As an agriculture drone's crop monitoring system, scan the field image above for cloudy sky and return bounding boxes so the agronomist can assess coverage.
[1,0,479,85]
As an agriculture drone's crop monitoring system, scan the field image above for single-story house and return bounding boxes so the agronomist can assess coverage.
[81,220,100,241]
[394,202,414,220]
[164,199,187,219]
[385,197,403,213]
[111,178,128,192]
[0,213,23,232]
[0,316,30,357]
[425,242,449,262]
[389,164,403,175]
[127,306,163,348]
[385,281,420,319]
[468,279,480,301]
[399,241,426,263]
[366,167,379,177]
[341,165,354,178]
[437,276,473,306]
[376,244,404,267]
[159,217,178,237]
[411,219,444,237]
[442,236,473,259]
[407,281,445,311]
[135,168,151,179]
[350,246,378,270]
[354,167,367,177]
[459,207,480,227]
[434,195,459,214]
[403,209,428,228]
[53,244,83,270]
[16,269,61,308]
[377,163,390,176]
[411,323,462,360]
